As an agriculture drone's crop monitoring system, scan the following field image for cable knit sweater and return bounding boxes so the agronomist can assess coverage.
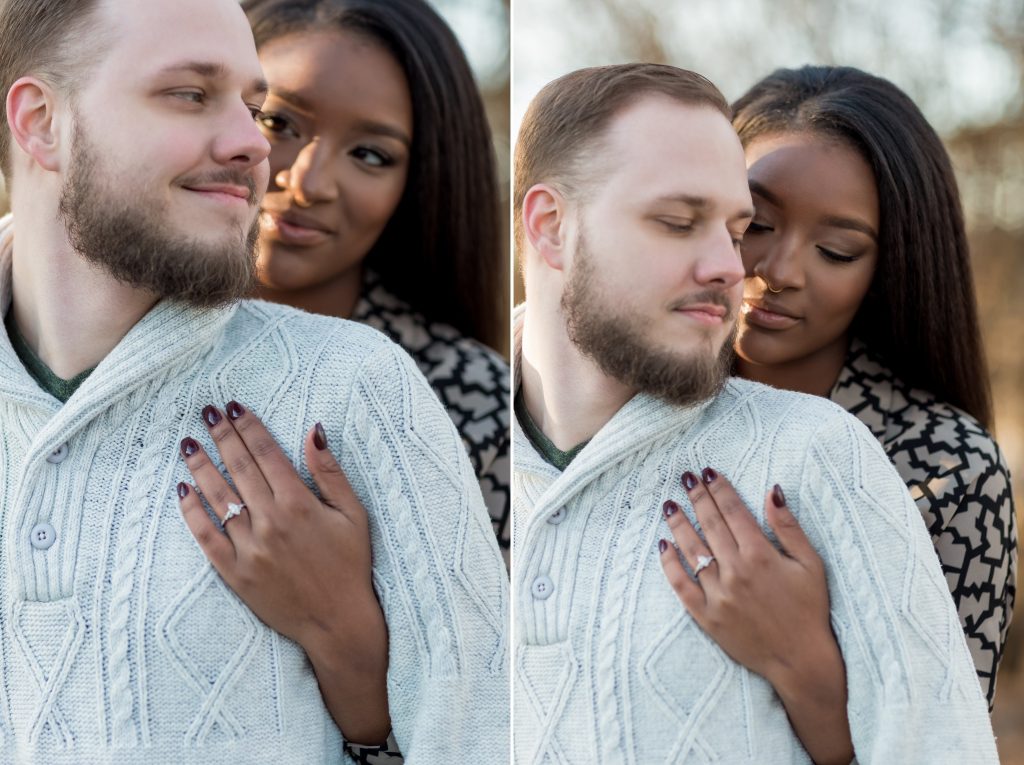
[0,215,509,764]
[511,309,996,764]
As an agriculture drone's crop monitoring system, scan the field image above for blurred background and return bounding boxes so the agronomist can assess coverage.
[515,0,1023,758]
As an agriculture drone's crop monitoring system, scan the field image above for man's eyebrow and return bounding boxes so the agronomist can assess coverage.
[155,60,268,98]
[655,194,754,221]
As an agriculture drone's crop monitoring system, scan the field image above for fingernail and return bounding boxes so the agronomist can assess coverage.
[177,482,190,499]
[701,467,718,484]
[681,471,699,491]
[662,499,679,518]
[202,405,221,427]
[313,422,327,451]
[180,437,200,458]
[772,484,786,508]
[226,400,245,420]
[658,539,668,553]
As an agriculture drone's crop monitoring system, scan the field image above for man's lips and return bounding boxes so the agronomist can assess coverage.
[183,184,252,205]
[673,303,728,325]
[741,298,802,329]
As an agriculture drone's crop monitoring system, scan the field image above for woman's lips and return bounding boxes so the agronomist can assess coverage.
[741,300,801,330]
[261,210,334,247]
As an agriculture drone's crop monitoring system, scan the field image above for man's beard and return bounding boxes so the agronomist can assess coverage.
[58,121,260,308]
[561,234,735,408]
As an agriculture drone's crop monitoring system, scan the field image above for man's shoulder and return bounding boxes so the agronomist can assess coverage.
[226,299,399,366]
[712,377,860,433]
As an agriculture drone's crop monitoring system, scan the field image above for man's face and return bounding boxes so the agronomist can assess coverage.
[57,0,271,305]
[560,97,753,405]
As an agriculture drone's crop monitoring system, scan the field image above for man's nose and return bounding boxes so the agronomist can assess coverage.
[693,227,745,289]
[213,102,272,169]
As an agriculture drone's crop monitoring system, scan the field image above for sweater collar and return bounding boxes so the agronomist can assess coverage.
[0,213,237,458]
[513,302,715,518]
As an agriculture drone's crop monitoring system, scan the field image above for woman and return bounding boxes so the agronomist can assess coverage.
[660,66,1015,762]
[242,0,510,556]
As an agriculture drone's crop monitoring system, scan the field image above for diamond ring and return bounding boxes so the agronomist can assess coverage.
[693,554,716,576]
[223,502,247,525]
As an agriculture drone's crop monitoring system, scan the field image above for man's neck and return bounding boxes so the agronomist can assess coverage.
[8,202,158,380]
[519,300,635,452]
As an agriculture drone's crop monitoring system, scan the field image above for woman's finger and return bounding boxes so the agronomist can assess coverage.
[201,404,272,507]
[681,470,738,562]
[304,423,366,523]
[658,537,707,620]
[662,499,719,584]
[221,401,306,497]
[700,468,773,553]
[764,484,821,567]
[177,481,237,576]
[179,436,253,539]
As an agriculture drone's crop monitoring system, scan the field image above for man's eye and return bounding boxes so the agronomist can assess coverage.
[172,90,205,104]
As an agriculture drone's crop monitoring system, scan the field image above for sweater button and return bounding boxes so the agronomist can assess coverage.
[30,523,57,550]
[547,508,566,525]
[531,575,554,600]
[46,443,69,464]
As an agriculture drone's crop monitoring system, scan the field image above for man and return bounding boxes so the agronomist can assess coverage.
[513,64,996,763]
[0,0,507,762]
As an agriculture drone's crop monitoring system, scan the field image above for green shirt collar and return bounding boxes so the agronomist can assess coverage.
[514,385,590,471]
[4,309,95,403]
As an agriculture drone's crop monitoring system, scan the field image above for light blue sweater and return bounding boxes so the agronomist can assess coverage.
[0,217,509,764]
[512,312,996,764]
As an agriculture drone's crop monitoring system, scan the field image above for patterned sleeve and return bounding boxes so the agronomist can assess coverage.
[338,343,509,763]
[911,437,1017,710]
[796,414,998,762]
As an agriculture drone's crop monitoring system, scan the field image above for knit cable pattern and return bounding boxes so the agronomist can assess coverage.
[351,378,457,678]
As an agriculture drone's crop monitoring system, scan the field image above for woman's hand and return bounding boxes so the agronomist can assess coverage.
[658,468,854,765]
[176,401,390,745]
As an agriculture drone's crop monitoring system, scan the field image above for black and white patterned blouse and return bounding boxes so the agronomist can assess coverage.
[830,339,1017,709]
[342,273,510,764]
[353,271,510,550]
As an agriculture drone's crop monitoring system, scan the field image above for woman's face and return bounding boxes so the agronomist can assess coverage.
[255,30,413,292]
[735,131,880,369]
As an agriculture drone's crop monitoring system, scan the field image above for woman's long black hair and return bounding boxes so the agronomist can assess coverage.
[243,0,504,350]
[732,65,993,428]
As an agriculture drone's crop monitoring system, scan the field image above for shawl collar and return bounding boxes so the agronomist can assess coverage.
[0,214,237,465]
[513,303,713,523]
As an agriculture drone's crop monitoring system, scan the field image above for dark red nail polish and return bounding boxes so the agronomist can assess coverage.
[701,467,718,484]
[177,482,190,499]
[681,471,699,491]
[772,484,786,508]
[658,539,668,553]
[226,401,245,420]
[202,405,221,427]
[662,499,679,517]
[180,437,200,458]
[313,422,327,451]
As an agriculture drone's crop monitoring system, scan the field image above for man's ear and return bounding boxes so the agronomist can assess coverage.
[522,183,569,271]
[7,76,63,173]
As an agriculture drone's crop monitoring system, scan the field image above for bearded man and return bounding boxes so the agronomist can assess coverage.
[0,0,507,762]
[512,63,996,764]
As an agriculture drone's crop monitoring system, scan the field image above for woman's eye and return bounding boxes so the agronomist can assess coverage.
[818,246,858,263]
[257,112,300,139]
[746,221,773,234]
[351,146,393,168]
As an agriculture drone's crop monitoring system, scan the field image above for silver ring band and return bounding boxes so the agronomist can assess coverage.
[694,554,716,576]
[223,502,247,525]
